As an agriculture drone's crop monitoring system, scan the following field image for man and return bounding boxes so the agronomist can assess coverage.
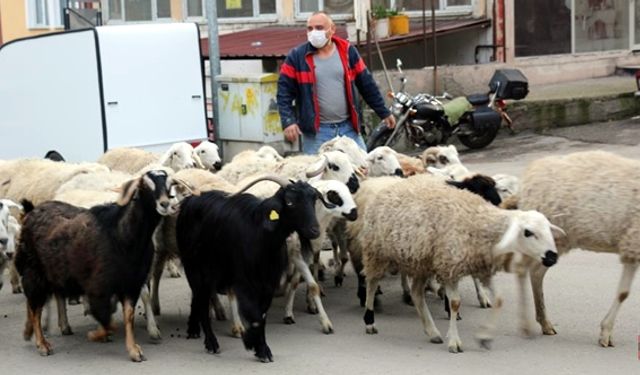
[277,11,396,155]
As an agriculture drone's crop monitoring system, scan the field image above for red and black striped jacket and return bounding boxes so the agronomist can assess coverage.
[277,36,390,134]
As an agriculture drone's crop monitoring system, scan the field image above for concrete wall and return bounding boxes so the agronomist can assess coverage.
[0,0,64,43]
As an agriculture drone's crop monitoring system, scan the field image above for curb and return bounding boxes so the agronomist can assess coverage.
[508,92,640,131]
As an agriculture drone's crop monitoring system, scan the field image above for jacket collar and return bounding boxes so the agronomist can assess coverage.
[304,35,350,56]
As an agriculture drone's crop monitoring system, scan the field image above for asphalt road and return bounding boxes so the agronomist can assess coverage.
[2,119,640,374]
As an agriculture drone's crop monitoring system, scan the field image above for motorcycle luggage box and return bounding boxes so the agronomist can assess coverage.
[489,69,529,100]
[466,93,490,106]
[470,107,501,131]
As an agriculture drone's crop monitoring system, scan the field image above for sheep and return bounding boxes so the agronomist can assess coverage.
[15,170,190,361]
[282,179,358,334]
[194,141,223,172]
[0,159,110,206]
[97,142,202,174]
[492,173,521,201]
[420,144,462,168]
[395,153,425,176]
[318,136,368,173]
[366,146,404,177]
[176,175,323,362]
[0,199,22,293]
[358,174,561,353]
[217,149,281,185]
[512,150,640,347]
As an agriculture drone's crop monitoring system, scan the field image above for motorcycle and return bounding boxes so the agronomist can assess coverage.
[366,59,528,151]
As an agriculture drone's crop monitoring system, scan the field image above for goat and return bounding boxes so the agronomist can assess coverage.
[176,175,322,362]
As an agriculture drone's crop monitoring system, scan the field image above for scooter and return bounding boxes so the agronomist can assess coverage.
[366,59,528,151]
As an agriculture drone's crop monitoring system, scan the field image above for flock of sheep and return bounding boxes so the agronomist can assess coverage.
[0,138,637,362]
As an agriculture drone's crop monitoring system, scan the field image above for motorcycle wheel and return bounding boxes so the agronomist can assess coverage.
[366,122,393,151]
[457,125,499,149]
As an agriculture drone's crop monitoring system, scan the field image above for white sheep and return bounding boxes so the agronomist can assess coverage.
[318,136,368,172]
[0,199,22,293]
[0,159,110,206]
[217,150,280,185]
[98,142,203,174]
[194,142,223,172]
[515,150,640,347]
[421,144,462,167]
[492,173,521,201]
[282,179,357,334]
[358,174,561,353]
[366,146,404,177]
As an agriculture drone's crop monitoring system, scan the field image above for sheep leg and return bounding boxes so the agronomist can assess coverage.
[363,275,382,334]
[529,263,556,335]
[444,282,463,353]
[599,262,638,348]
[123,298,146,362]
[475,278,503,350]
[210,293,227,321]
[30,305,53,356]
[283,271,300,325]
[411,277,442,344]
[228,290,245,338]
[87,295,115,343]
[150,250,168,316]
[55,294,73,335]
[329,223,349,287]
[516,272,535,337]
[10,261,22,294]
[401,273,413,306]
[294,255,333,334]
[235,286,273,362]
[473,277,492,308]
[140,285,161,341]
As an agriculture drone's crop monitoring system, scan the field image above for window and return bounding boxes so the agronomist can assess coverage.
[365,0,472,13]
[107,0,172,22]
[27,0,64,28]
[185,0,276,19]
[297,0,354,16]
[515,0,630,57]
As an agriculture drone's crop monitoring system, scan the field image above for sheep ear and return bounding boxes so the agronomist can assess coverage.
[496,217,521,252]
[117,178,141,206]
[193,153,205,169]
[550,223,566,237]
[0,199,22,211]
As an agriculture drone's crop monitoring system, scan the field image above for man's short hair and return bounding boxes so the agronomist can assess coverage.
[310,10,334,25]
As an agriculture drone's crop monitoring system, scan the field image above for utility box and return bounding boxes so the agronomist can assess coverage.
[217,74,292,161]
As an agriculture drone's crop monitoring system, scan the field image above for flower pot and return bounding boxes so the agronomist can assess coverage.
[390,14,409,35]
[374,18,390,39]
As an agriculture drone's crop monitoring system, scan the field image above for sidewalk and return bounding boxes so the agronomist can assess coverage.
[509,75,640,131]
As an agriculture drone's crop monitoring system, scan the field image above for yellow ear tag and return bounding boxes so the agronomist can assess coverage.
[269,210,280,221]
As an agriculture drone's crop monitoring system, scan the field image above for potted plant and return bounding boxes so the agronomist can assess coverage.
[372,5,390,39]
[389,9,409,36]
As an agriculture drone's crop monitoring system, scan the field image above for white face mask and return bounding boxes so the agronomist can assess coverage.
[307,29,329,49]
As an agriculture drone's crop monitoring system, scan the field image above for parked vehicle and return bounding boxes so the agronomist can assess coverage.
[366,60,528,151]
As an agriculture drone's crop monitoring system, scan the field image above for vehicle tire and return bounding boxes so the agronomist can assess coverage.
[457,125,499,149]
[366,122,393,151]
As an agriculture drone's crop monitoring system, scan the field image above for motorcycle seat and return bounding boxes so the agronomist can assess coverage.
[466,93,490,106]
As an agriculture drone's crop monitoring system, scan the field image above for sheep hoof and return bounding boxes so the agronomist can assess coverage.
[479,300,492,308]
[231,325,245,338]
[448,342,464,353]
[12,286,23,294]
[365,325,378,334]
[37,340,53,356]
[334,275,343,287]
[307,305,319,315]
[61,326,73,336]
[402,291,414,306]
[187,332,201,339]
[283,316,295,325]
[599,334,614,348]
[322,323,334,334]
[429,336,444,344]
[477,338,492,350]
[129,344,146,362]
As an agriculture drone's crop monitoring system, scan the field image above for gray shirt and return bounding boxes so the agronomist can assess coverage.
[313,48,349,123]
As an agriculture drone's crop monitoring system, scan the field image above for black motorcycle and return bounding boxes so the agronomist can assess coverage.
[367,60,528,151]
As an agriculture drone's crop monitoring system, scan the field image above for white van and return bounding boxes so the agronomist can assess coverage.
[0,23,208,162]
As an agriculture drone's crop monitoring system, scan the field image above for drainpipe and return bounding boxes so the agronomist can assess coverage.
[494,0,506,63]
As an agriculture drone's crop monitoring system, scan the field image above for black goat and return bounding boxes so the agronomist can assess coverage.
[15,170,185,362]
[176,175,323,362]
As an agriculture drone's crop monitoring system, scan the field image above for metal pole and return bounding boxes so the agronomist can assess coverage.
[206,0,222,152]
[431,0,438,94]
[422,0,427,67]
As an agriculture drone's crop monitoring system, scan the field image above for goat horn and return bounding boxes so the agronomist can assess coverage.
[171,177,201,197]
[234,175,292,195]
[193,153,206,169]
[550,223,567,237]
[305,155,329,179]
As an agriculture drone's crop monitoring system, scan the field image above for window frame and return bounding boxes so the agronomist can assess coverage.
[184,0,278,23]
[26,0,64,29]
[104,0,174,24]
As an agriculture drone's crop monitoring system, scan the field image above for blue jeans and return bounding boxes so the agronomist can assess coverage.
[302,120,367,155]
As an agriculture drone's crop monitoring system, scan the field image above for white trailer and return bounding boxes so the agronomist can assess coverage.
[0,23,207,162]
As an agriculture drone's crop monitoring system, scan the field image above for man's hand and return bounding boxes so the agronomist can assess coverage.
[284,124,302,143]
[383,115,396,129]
